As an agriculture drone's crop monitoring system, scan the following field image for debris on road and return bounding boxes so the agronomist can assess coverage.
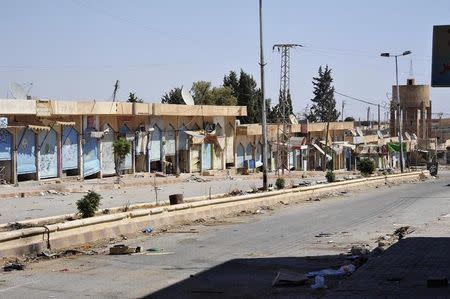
[307,264,356,278]
[393,226,414,239]
[109,244,141,255]
[350,244,370,256]
[165,229,198,234]
[227,189,246,196]
[272,269,309,287]
[3,263,25,272]
[184,175,210,183]
[142,227,153,234]
[146,247,163,253]
[315,232,332,238]
[311,275,327,289]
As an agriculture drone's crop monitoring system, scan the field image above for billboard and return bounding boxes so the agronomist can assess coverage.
[431,25,450,87]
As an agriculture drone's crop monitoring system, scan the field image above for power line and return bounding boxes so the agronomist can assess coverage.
[334,90,386,109]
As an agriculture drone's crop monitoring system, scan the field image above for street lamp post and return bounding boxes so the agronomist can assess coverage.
[259,0,268,190]
[381,50,411,173]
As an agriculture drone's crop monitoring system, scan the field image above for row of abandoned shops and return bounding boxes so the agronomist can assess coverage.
[0,99,425,185]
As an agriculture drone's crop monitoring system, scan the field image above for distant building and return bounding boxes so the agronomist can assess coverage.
[390,78,432,143]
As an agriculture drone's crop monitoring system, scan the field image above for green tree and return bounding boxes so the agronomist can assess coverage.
[223,71,239,98]
[113,138,131,177]
[161,87,183,104]
[127,92,143,103]
[224,70,265,124]
[307,65,340,122]
[191,81,213,105]
[209,86,237,106]
[344,116,355,122]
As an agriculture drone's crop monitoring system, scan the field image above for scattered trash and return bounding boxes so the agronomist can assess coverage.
[109,244,141,255]
[228,189,246,196]
[350,245,370,256]
[314,198,321,201]
[142,227,153,234]
[307,264,356,278]
[47,189,59,195]
[184,175,210,183]
[146,247,163,253]
[311,275,327,289]
[272,269,309,287]
[59,268,69,272]
[254,209,264,215]
[393,226,414,239]
[297,180,312,187]
[4,263,25,272]
[315,232,332,238]
[427,277,448,288]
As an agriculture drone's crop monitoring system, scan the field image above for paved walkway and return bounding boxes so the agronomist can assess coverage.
[326,217,450,298]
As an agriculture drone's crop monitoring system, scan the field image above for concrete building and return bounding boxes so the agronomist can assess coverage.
[0,99,246,185]
[391,78,432,143]
[307,121,354,171]
[235,123,306,173]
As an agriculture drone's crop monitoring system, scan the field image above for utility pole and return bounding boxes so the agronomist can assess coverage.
[258,0,268,190]
[273,43,302,175]
[378,104,381,130]
[341,101,345,122]
[367,106,370,124]
[112,80,120,102]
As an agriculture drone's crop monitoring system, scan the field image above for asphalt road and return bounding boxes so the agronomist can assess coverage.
[1,172,449,298]
[0,174,327,223]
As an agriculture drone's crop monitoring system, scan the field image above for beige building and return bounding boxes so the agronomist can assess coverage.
[391,78,432,142]
[0,99,246,185]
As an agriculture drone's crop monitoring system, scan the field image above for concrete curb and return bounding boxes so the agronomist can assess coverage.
[0,172,423,257]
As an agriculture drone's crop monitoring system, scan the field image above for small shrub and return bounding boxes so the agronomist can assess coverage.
[325,170,336,183]
[275,177,286,190]
[76,191,102,218]
[359,158,375,176]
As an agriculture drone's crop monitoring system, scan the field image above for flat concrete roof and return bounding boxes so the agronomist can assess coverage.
[0,99,247,117]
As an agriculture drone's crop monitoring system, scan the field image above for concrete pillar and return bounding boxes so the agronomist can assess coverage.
[78,116,84,181]
[36,132,40,182]
[12,129,17,186]
[57,127,63,180]
[161,135,166,173]
[99,136,103,179]
[175,130,179,174]
[132,139,136,174]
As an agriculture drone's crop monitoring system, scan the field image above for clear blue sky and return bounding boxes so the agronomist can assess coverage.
[1,0,449,120]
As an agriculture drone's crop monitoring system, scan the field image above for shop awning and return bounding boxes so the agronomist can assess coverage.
[28,125,51,131]
[387,142,407,153]
[312,143,326,155]
[185,130,206,144]
[56,121,76,126]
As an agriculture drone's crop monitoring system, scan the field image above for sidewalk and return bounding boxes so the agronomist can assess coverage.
[0,170,355,200]
[325,216,450,298]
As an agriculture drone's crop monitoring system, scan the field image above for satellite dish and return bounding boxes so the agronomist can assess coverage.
[356,127,364,137]
[9,83,27,99]
[404,132,411,141]
[377,130,383,139]
[289,114,298,124]
[181,86,195,105]
[412,133,418,140]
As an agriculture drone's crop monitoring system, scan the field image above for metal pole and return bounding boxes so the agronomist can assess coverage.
[395,56,404,173]
[259,0,268,190]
